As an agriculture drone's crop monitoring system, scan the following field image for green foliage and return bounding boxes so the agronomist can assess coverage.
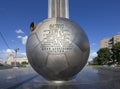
[97,48,110,65]
[90,42,120,66]
[91,57,99,65]
[111,42,120,64]
[91,48,110,65]
[21,61,28,65]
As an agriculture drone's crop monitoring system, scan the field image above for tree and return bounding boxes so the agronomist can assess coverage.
[92,57,102,65]
[91,48,110,65]
[111,42,120,65]
[97,48,110,65]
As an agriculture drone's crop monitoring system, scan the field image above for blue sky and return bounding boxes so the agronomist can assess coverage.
[0,0,120,60]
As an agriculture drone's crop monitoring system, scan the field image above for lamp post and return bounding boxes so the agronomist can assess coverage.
[14,48,19,67]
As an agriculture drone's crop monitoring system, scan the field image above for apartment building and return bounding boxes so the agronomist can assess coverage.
[100,34,120,49]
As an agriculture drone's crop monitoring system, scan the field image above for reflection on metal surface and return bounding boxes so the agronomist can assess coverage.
[40,84,78,89]
[48,0,69,18]
[26,18,90,80]
[50,81,65,84]
[26,0,90,80]
[39,80,78,89]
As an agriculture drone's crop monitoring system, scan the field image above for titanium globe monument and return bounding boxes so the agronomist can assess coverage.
[26,0,90,80]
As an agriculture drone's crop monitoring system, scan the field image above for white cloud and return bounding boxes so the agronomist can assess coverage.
[17,36,22,39]
[1,49,15,54]
[0,49,27,60]
[6,49,15,53]
[17,35,28,45]
[0,49,15,60]
[22,36,28,45]
[88,52,97,62]
[16,29,24,34]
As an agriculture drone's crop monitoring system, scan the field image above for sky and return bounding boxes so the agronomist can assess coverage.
[0,0,120,61]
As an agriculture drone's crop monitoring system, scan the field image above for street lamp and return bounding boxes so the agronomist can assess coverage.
[14,48,19,67]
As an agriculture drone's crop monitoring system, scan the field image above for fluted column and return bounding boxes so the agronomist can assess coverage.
[48,0,69,18]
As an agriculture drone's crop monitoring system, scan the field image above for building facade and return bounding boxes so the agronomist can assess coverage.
[5,53,28,66]
[101,34,120,49]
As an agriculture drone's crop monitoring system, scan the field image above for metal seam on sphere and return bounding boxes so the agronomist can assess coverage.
[64,53,70,66]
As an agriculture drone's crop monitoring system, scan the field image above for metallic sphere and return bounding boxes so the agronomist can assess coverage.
[26,18,90,80]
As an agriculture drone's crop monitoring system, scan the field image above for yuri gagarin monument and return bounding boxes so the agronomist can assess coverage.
[26,0,90,80]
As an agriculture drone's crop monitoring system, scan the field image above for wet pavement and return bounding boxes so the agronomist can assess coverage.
[0,66,120,89]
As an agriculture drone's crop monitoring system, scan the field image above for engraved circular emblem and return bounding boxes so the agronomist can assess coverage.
[41,24,73,54]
